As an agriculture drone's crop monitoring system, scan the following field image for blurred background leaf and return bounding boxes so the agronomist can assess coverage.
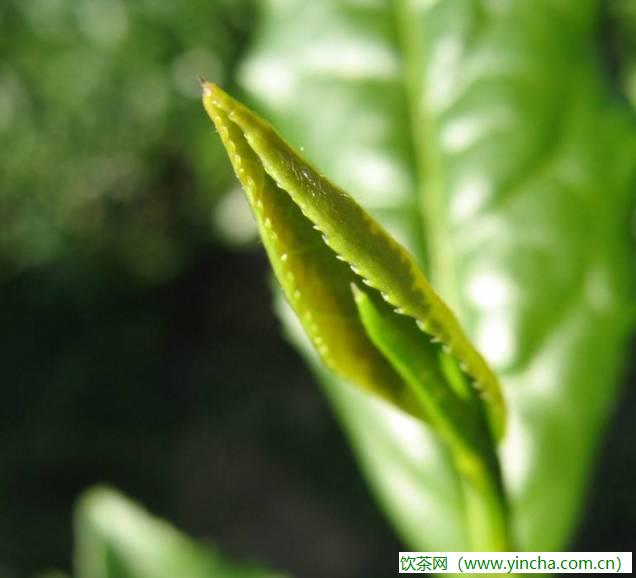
[239,0,636,551]
[4,2,408,577]
[610,0,636,108]
[74,487,284,578]
[0,0,254,285]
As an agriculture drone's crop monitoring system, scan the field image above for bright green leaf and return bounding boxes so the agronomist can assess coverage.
[351,283,491,465]
[352,283,509,550]
[238,0,636,552]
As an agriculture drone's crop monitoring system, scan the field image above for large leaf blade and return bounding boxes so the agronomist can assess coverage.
[238,0,636,551]
[412,0,636,550]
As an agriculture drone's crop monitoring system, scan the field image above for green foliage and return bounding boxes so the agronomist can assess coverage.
[352,285,508,550]
[232,0,636,552]
[0,0,251,282]
[612,0,636,107]
[203,82,510,547]
[75,487,284,578]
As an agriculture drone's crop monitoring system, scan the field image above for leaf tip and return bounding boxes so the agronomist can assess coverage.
[350,282,365,303]
[200,78,217,98]
[201,80,236,112]
[201,82,236,133]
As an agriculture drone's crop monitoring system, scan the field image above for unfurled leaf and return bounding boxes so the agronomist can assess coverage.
[238,0,636,552]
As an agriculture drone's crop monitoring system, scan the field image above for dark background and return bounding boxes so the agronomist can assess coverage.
[1,1,635,577]
[1,244,635,578]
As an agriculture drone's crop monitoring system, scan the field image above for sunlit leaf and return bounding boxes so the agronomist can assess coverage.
[238,0,636,552]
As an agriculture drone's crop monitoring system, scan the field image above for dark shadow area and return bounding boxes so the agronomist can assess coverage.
[0,247,402,578]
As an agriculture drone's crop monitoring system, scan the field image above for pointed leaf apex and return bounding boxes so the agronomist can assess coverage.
[350,282,365,303]
[201,81,237,112]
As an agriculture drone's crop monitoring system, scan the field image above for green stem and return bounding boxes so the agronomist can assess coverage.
[441,361,512,552]
[456,451,511,552]
[407,372,512,551]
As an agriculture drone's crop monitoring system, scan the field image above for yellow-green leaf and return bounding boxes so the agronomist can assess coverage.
[202,82,506,440]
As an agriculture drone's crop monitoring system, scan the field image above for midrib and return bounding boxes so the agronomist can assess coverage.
[390,0,464,317]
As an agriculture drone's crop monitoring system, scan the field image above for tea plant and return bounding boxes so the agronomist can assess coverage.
[205,0,636,554]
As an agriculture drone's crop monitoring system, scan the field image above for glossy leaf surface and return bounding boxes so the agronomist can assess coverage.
[239,0,636,551]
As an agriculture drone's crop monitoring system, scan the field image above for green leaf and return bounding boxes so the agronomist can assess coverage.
[238,0,636,552]
[352,283,509,550]
[203,84,414,417]
[75,486,284,578]
[273,291,470,550]
[0,0,252,282]
[202,82,505,441]
[611,0,636,108]
[351,283,491,466]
